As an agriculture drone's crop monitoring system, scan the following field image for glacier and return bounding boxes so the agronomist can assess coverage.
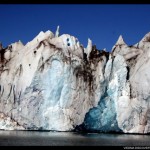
[0,27,150,134]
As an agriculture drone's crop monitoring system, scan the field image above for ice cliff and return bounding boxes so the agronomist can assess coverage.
[0,27,150,134]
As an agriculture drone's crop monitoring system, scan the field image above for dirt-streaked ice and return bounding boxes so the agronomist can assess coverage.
[0,27,150,134]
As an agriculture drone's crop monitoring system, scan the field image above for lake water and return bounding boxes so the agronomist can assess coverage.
[0,130,150,146]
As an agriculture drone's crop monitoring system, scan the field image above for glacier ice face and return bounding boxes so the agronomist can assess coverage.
[0,28,150,134]
[82,34,150,134]
[83,54,127,133]
[0,30,108,131]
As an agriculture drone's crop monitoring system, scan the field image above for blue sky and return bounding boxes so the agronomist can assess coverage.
[0,4,150,51]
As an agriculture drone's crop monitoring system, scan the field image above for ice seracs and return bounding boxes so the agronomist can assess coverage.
[0,28,150,134]
[55,25,60,37]
[84,38,92,60]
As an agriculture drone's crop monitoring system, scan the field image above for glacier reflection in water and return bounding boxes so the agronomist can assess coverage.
[0,130,150,146]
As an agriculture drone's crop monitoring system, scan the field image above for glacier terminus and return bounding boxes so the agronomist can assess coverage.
[0,27,150,134]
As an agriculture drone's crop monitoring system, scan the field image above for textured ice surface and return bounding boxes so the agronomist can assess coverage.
[0,27,150,134]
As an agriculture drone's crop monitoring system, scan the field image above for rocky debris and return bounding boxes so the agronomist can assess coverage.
[0,112,24,130]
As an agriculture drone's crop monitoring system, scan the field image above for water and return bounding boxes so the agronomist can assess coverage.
[0,130,150,146]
